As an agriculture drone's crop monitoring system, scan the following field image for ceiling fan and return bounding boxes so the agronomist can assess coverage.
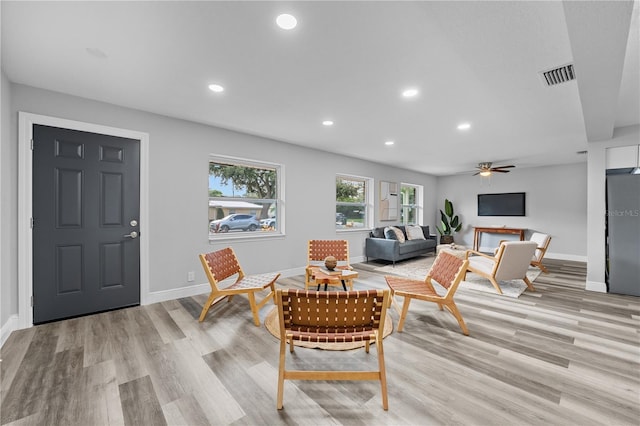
[473,162,515,176]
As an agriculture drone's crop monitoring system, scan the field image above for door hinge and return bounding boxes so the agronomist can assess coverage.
[31,296,34,307]
[30,139,34,150]
[30,217,34,229]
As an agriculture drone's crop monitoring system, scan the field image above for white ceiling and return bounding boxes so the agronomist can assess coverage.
[2,1,638,176]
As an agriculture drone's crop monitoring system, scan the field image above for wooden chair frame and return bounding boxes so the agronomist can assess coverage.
[496,233,552,274]
[530,233,552,273]
[198,247,279,325]
[275,289,390,410]
[466,241,538,294]
[304,240,354,290]
[385,252,470,335]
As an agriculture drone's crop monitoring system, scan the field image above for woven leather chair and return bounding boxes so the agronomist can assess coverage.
[305,240,354,290]
[198,247,280,325]
[467,240,538,294]
[385,251,470,335]
[275,289,390,410]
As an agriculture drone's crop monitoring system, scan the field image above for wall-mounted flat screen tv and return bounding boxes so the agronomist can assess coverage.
[477,192,526,216]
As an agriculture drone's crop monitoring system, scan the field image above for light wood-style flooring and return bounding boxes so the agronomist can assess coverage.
[1,258,639,425]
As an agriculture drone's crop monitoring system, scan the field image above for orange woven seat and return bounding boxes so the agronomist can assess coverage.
[385,251,470,335]
[276,289,390,410]
[198,247,279,325]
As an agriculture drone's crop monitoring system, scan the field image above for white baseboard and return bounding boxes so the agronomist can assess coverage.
[142,266,309,305]
[1,315,19,349]
[546,252,587,262]
[478,247,587,263]
[144,283,210,305]
[586,280,607,293]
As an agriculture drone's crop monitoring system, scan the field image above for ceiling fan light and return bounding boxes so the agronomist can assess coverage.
[480,170,491,177]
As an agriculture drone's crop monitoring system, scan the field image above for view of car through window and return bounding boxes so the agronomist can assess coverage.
[208,158,280,238]
[210,214,260,233]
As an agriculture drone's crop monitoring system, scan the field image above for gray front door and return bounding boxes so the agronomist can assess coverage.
[32,125,141,324]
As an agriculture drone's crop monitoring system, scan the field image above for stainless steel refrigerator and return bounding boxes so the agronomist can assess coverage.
[606,173,640,297]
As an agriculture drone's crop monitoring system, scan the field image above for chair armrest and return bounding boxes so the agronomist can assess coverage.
[465,249,496,261]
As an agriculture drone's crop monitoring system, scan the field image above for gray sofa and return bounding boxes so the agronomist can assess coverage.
[365,225,436,265]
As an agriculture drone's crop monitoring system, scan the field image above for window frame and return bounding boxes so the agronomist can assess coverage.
[208,155,284,241]
[400,182,423,226]
[335,174,374,232]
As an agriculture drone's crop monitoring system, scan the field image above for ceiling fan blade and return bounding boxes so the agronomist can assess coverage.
[472,172,481,176]
[492,169,510,173]
[492,165,515,170]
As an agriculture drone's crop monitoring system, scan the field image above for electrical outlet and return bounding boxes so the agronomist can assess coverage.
[187,271,195,282]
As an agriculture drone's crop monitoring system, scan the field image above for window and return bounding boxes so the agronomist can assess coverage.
[400,183,423,225]
[336,175,372,230]
[209,156,282,238]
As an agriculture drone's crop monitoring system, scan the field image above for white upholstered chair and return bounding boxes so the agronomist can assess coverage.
[465,241,538,294]
[529,232,552,273]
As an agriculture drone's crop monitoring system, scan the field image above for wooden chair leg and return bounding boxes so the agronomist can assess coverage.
[376,337,389,410]
[277,339,286,409]
[533,261,549,274]
[489,277,503,294]
[523,276,536,291]
[198,293,217,322]
[397,296,412,332]
[256,285,276,310]
[248,292,260,326]
[445,302,469,336]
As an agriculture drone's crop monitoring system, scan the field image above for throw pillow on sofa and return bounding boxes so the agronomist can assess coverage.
[371,227,385,238]
[406,225,426,240]
[384,226,405,243]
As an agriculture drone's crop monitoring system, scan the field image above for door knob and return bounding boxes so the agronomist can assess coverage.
[123,231,138,239]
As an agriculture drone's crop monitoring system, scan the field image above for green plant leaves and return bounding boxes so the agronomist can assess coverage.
[439,199,462,235]
[445,199,453,217]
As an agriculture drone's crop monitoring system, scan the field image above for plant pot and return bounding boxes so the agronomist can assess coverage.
[440,235,454,245]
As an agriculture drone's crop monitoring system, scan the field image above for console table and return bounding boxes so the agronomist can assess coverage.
[473,227,526,251]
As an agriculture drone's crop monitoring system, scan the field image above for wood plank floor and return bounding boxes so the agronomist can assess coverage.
[2,259,639,425]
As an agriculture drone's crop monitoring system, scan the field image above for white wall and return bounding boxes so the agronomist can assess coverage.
[1,70,19,336]
[436,162,588,260]
[5,82,628,333]
[3,83,437,330]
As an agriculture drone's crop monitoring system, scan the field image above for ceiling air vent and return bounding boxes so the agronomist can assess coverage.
[540,63,575,86]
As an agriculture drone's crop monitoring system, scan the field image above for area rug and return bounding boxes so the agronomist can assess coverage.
[264,307,393,351]
[375,256,541,298]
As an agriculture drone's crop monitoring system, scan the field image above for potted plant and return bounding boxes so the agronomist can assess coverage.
[436,199,462,244]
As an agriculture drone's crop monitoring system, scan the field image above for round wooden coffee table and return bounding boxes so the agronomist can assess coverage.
[436,244,468,259]
[307,267,358,290]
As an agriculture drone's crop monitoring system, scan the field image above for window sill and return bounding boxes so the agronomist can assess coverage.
[209,231,285,243]
[336,228,372,234]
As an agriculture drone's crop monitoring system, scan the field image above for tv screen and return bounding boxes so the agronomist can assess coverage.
[477,192,526,216]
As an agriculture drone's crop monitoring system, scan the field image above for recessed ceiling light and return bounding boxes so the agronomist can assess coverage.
[208,84,224,93]
[322,120,334,126]
[457,123,471,130]
[402,88,418,98]
[276,14,297,30]
[385,141,395,146]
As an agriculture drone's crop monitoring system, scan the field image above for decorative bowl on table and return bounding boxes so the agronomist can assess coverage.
[324,256,337,270]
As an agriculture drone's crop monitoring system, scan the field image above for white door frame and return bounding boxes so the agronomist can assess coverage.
[18,112,150,329]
